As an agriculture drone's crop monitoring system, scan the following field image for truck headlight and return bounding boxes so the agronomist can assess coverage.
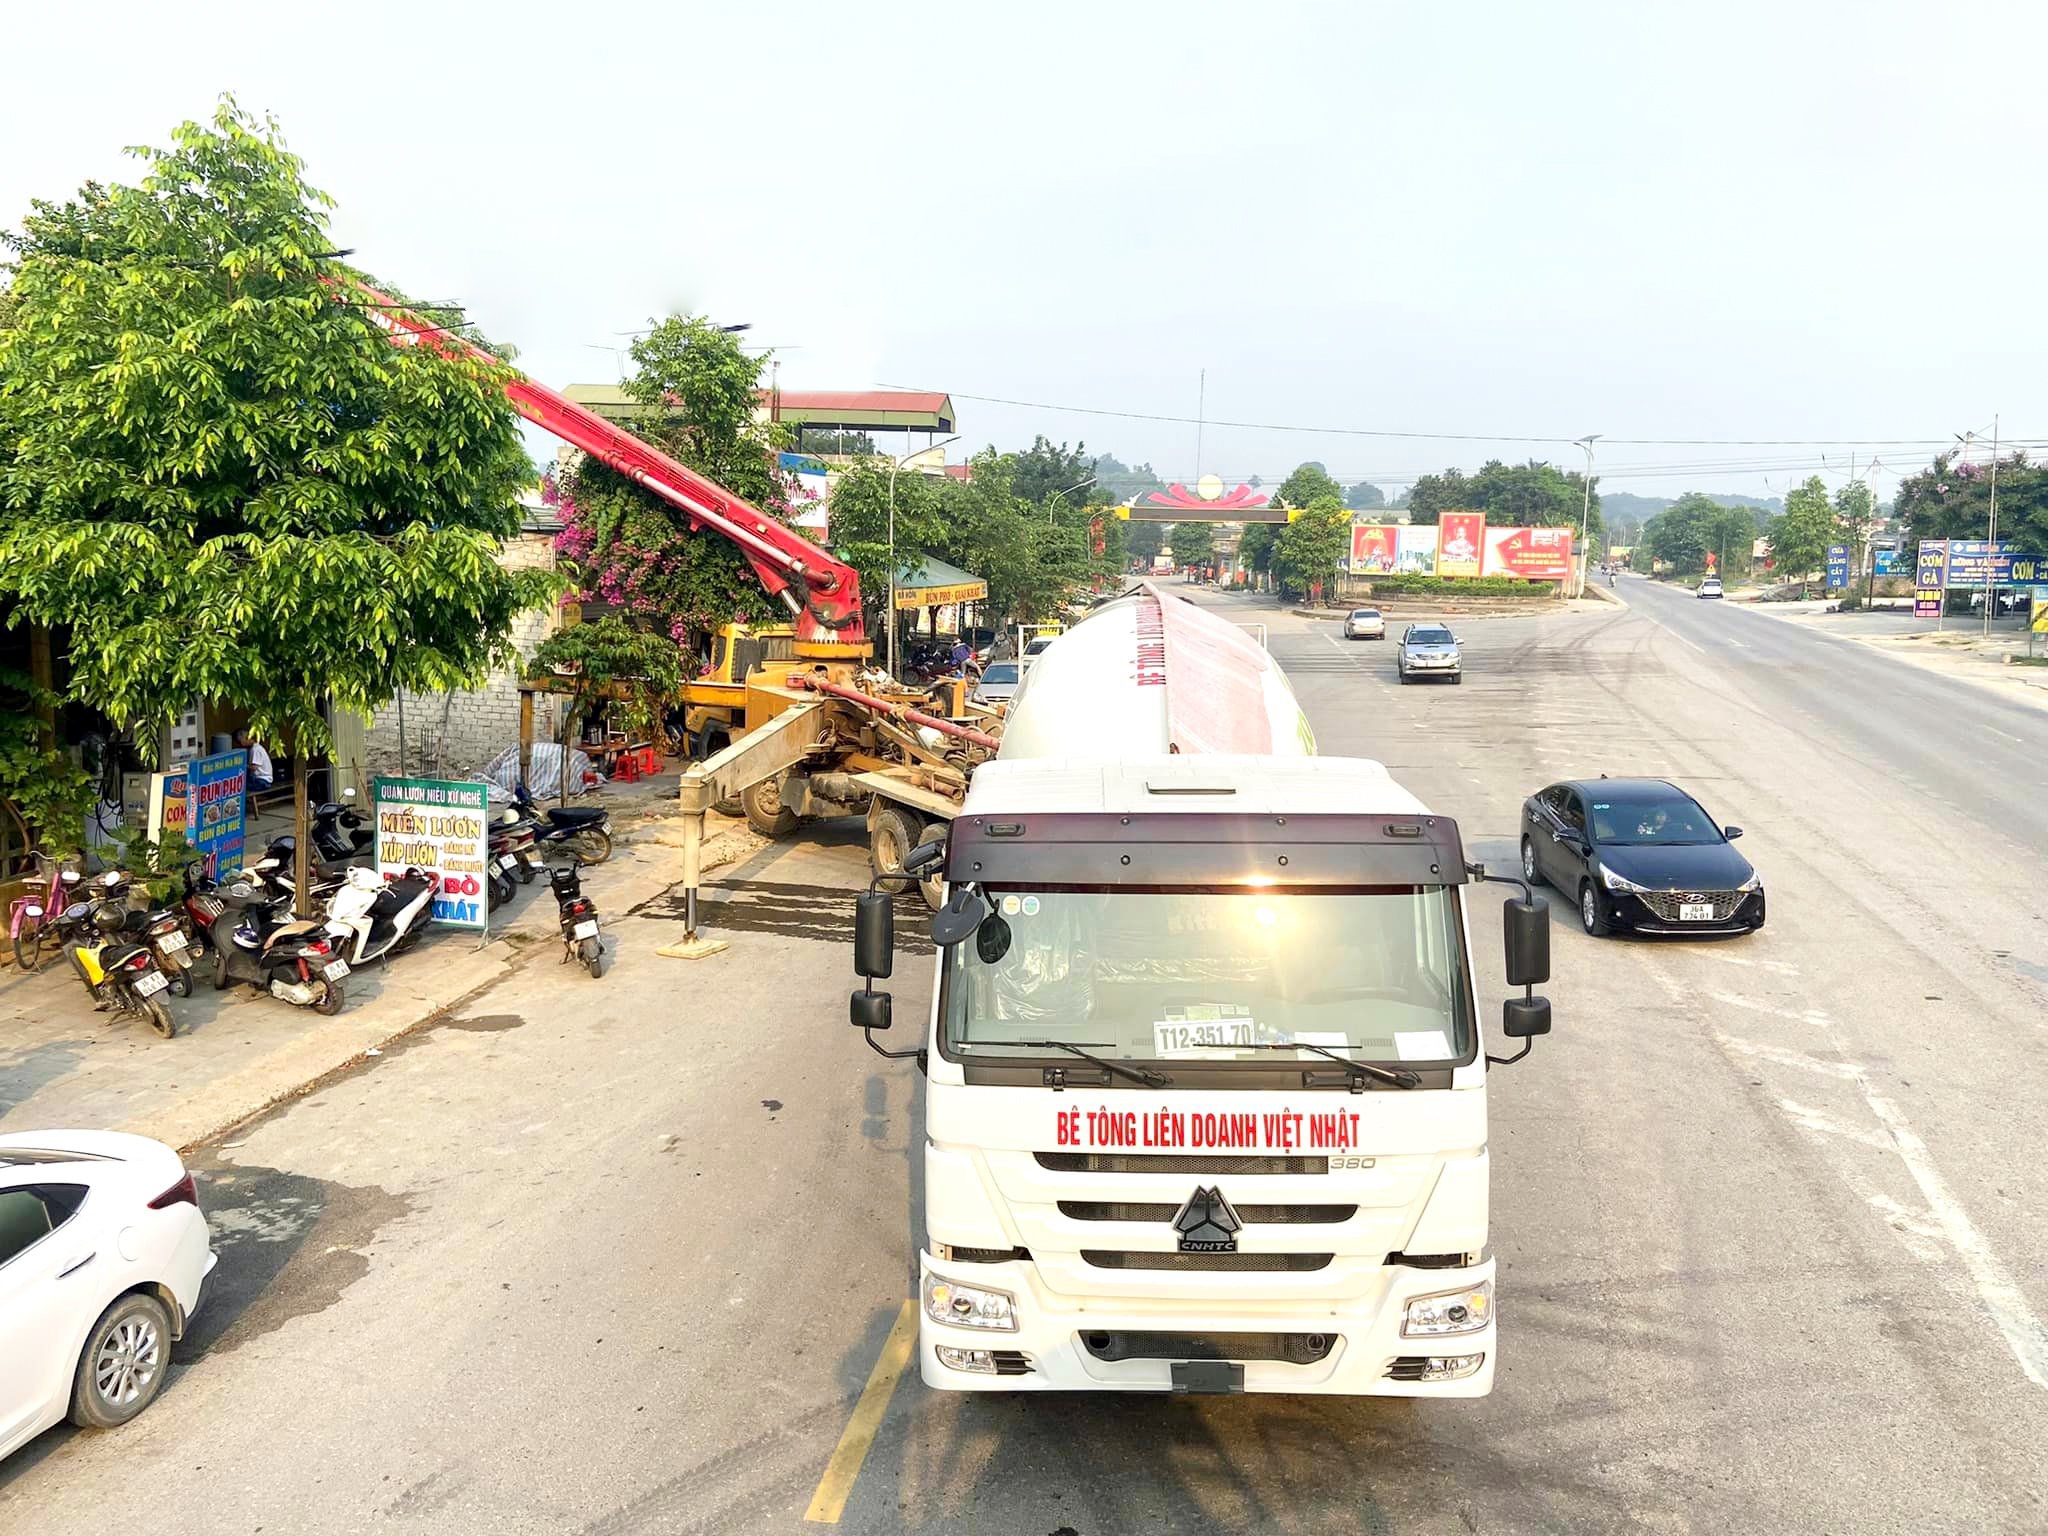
[1600,866,1651,893]
[923,1273,1018,1332]
[1402,1280,1492,1337]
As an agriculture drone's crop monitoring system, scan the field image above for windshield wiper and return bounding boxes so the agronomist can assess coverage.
[1229,1041,1421,1089]
[1006,1040,1169,1088]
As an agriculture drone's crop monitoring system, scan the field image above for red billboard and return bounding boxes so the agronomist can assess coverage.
[1482,525,1574,581]
[1349,524,1397,573]
[1436,512,1485,579]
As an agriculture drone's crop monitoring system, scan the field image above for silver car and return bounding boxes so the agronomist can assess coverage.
[1396,623,1462,685]
[970,660,1022,708]
[1342,607,1385,640]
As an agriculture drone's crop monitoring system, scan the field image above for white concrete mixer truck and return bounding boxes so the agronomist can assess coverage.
[849,584,1554,1398]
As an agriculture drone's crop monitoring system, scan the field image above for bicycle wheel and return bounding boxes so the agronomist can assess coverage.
[12,926,43,974]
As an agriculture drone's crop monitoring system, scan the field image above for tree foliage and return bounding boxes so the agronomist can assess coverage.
[1092,452,1164,503]
[1344,480,1386,510]
[1639,494,1756,576]
[1272,497,1350,597]
[1010,436,1105,507]
[1404,459,1600,536]
[558,313,793,643]
[0,99,550,765]
[1893,452,2048,555]
[1768,476,1835,583]
[1237,521,1276,576]
[1125,519,1164,561]
[0,666,93,853]
[1169,521,1214,567]
[1274,462,1343,510]
[530,615,682,731]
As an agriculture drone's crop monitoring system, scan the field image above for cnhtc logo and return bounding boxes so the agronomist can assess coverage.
[1172,1186,1243,1253]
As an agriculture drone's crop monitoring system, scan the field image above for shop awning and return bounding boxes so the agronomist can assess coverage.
[894,555,987,610]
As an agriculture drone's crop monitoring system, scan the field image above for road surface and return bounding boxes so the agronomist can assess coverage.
[3,581,2044,1535]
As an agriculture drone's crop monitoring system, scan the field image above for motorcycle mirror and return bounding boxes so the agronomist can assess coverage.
[342,787,356,799]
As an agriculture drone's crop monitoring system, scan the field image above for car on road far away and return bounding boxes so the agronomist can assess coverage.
[1342,607,1386,640]
[1698,576,1724,599]
[1,1130,216,1462]
[1396,623,1462,684]
[970,661,1022,708]
[1521,778,1764,937]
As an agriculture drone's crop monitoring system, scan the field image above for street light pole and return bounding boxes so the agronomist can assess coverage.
[1985,413,2000,638]
[1573,434,1602,595]
[1047,475,1096,526]
[887,435,960,680]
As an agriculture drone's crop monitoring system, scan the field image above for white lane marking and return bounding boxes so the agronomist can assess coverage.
[1724,639,1747,649]
[1695,952,1800,976]
[1989,728,2022,743]
[1716,1033,1862,1080]
[1854,1079,2048,1390]
[1668,631,1708,656]
[1778,1097,1896,1149]
[1707,990,1832,1027]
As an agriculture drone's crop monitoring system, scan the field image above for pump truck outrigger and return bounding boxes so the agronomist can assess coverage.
[847,586,1553,1397]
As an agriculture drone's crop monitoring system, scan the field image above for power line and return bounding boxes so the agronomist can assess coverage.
[882,382,1975,449]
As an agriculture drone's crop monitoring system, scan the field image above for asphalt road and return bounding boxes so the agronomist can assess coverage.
[3,582,2045,1534]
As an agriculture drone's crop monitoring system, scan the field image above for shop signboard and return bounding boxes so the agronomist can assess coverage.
[1825,545,1850,590]
[1945,540,2047,585]
[1914,541,1949,619]
[373,776,490,930]
[2032,589,2048,635]
[1483,525,1574,581]
[779,451,830,534]
[1435,512,1485,579]
[1394,525,1438,574]
[1873,546,1902,577]
[183,750,245,877]
[1349,524,1398,574]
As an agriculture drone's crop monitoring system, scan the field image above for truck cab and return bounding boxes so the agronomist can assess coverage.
[851,587,1551,1397]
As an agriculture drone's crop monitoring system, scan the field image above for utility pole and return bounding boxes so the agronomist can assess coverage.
[885,433,960,680]
[1985,413,2000,637]
[1573,435,1601,596]
[1194,369,1206,486]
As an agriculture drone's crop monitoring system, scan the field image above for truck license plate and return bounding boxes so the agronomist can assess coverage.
[159,930,187,952]
[572,920,600,940]
[322,959,350,981]
[1679,903,1715,922]
[132,970,169,998]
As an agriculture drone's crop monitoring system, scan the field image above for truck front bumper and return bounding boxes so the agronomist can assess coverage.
[917,1250,1497,1397]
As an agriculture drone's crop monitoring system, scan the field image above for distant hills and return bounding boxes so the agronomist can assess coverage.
[1603,491,1783,522]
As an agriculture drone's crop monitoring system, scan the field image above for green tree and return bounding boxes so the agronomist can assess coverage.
[1272,496,1350,599]
[1834,480,1874,572]
[1092,453,1163,503]
[529,617,682,803]
[821,461,949,639]
[1010,436,1103,507]
[1274,461,1343,510]
[1404,469,1471,524]
[1344,481,1386,511]
[1125,519,1165,561]
[1769,476,1836,589]
[1237,521,1277,581]
[561,312,794,645]
[1894,452,2048,556]
[1169,521,1214,568]
[1404,460,1599,536]
[0,99,550,901]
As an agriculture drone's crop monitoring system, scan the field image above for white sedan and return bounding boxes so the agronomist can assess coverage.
[0,1130,215,1461]
[1343,607,1386,640]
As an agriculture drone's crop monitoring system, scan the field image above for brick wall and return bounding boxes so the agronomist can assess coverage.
[362,532,569,780]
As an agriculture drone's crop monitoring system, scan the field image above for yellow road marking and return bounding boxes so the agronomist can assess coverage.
[804,1300,918,1524]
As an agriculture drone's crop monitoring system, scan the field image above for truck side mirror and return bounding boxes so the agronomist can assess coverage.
[900,840,944,875]
[850,988,893,1032]
[930,886,990,948]
[854,890,894,980]
[1503,897,1549,987]
[1502,996,1552,1038]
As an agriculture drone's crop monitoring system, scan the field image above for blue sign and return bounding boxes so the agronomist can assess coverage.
[1825,545,1851,590]
[185,749,248,878]
[1873,547,1902,577]
[1945,540,2047,585]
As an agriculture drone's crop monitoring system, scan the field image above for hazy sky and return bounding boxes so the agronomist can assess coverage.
[6,1,2044,503]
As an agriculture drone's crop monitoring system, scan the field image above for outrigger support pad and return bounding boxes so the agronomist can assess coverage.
[658,772,731,961]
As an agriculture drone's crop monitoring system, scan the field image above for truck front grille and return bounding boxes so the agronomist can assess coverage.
[1060,1201,1357,1225]
[1036,1152,1328,1176]
[1081,1330,1336,1365]
[1081,1250,1332,1272]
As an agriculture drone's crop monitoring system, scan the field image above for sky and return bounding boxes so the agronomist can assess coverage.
[6,0,2046,506]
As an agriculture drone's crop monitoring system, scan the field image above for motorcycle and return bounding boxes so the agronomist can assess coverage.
[486,809,539,907]
[311,788,375,864]
[83,869,199,998]
[210,877,349,1014]
[548,859,604,978]
[511,784,612,866]
[62,905,177,1038]
[325,865,437,967]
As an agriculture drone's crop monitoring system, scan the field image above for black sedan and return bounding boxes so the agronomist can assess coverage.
[1521,778,1765,937]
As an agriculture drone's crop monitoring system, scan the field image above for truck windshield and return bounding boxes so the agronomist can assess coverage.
[943,887,1472,1069]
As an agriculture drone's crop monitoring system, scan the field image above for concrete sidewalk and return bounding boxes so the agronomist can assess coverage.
[0,801,759,1151]
[1743,601,2048,711]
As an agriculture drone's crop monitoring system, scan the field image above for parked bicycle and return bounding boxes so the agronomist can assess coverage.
[8,851,85,972]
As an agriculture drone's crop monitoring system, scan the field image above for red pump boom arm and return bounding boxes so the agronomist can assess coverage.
[347,281,866,650]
